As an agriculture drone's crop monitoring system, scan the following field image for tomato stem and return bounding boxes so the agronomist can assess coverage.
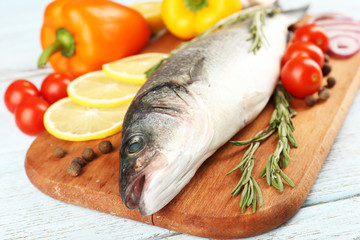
[184,0,208,13]
[38,28,75,68]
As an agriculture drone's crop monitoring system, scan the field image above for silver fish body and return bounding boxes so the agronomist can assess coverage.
[119,9,304,215]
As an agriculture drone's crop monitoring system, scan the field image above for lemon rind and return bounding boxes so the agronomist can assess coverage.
[68,90,135,108]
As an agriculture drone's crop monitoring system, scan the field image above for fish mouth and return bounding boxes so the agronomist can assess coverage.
[120,150,169,215]
[125,174,145,209]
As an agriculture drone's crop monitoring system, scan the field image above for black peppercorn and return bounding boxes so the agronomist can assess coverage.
[82,147,96,161]
[322,63,332,77]
[327,77,336,88]
[99,140,112,154]
[54,146,67,158]
[72,157,86,167]
[304,95,317,107]
[68,161,82,177]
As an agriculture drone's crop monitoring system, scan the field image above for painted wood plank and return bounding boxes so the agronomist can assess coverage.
[167,196,360,240]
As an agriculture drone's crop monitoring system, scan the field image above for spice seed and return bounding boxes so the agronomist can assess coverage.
[82,147,96,161]
[304,95,317,107]
[327,77,336,88]
[322,63,332,77]
[68,161,82,177]
[54,146,67,158]
[99,140,113,154]
[318,88,330,100]
[72,157,86,167]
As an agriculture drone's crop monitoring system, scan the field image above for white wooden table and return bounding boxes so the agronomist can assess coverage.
[1,0,360,239]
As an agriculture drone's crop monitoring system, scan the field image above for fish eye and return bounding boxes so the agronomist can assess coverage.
[126,135,145,155]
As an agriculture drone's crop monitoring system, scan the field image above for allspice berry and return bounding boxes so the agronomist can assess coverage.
[72,157,86,167]
[99,140,112,154]
[318,88,330,100]
[322,63,332,77]
[327,77,336,88]
[304,95,317,107]
[54,146,66,158]
[82,147,96,161]
[68,161,82,177]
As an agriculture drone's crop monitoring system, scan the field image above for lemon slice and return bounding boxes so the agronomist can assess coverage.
[102,53,168,85]
[44,97,130,141]
[130,1,165,34]
[67,71,141,108]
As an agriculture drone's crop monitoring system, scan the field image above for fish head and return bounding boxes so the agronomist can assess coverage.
[119,85,213,215]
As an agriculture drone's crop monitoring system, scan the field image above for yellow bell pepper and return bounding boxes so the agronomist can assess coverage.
[161,0,242,39]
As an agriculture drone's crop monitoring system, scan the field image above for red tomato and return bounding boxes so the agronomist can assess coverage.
[15,97,49,136]
[281,57,323,98]
[282,41,325,68]
[41,73,72,104]
[292,24,329,52]
[4,79,40,113]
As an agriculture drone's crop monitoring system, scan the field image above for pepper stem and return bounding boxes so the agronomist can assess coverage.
[184,0,208,13]
[38,28,75,68]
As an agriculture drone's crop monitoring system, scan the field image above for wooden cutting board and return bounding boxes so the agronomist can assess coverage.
[25,29,360,239]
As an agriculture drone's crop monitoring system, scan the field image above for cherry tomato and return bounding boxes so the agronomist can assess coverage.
[281,57,323,98]
[4,79,40,113]
[41,73,72,104]
[292,24,329,53]
[282,41,325,68]
[15,97,49,136]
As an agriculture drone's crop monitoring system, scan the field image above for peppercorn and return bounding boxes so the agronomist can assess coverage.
[304,95,317,107]
[322,63,332,77]
[82,147,96,161]
[72,157,86,167]
[68,161,82,177]
[318,88,330,101]
[54,146,66,158]
[327,77,336,88]
[99,140,113,154]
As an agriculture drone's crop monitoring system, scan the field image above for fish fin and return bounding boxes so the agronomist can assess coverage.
[189,57,209,84]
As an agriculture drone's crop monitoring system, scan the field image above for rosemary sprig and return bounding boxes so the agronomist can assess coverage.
[227,84,297,212]
[260,85,297,191]
[247,9,268,54]
[226,142,263,213]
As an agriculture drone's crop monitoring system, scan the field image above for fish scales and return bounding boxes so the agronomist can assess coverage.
[119,9,305,215]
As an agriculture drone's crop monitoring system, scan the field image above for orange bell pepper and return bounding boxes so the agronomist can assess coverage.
[38,0,150,78]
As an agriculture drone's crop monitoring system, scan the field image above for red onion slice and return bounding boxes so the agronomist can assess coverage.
[325,25,360,34]
[328,35,360,58]
[308,13,353,23]
[326,30,360,40]
[314,19,360,26]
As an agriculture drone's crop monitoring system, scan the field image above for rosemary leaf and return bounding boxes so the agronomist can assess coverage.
[279,169,295,187]
[246,181,254,207]
[240,183,248,209]
[252,191,257,213]
[253,177,263,208]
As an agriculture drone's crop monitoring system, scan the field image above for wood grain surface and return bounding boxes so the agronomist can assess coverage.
[25,28,360,239]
